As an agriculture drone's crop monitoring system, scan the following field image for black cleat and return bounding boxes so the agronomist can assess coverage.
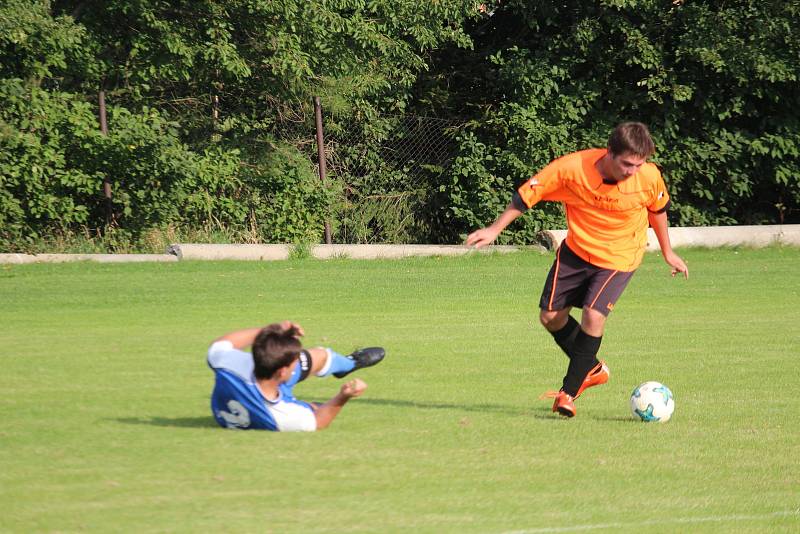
[333,347,385,378]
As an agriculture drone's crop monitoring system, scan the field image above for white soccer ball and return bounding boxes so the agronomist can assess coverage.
[630,381,675,423]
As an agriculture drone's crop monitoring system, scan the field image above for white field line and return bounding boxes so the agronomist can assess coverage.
[501,509,800,534]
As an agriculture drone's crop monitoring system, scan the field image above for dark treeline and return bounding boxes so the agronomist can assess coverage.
[1,0,798,251]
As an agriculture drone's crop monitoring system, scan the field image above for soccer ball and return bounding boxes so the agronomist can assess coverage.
[630,381,675,422]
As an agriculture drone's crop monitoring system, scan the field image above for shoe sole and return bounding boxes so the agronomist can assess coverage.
[333,347,385,378]
[556,405,575,417]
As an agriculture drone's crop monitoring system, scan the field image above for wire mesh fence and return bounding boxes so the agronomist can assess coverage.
[80,91,467,246]
[272,102,467,243]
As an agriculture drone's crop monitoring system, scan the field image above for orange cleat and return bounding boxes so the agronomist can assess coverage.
[552,390,576,417]
[575,361,609,398]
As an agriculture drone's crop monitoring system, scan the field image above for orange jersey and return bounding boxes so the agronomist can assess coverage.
[517,148,670,271]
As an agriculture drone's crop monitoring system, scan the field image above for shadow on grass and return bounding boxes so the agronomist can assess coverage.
[113,399,529,429]
[347,397,528,416]
[113,416,218,429]
[594,415,641,423]
[531,412,642,423]
[113,410,638,428]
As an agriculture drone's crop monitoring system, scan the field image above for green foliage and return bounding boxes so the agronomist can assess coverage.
[319,113,438,243]
[244,145,337,243]
[0,0,88,82]
[656,0,800,225]
[0,79,249,251]
[1,0,799,249]
[85,106,245,231]
[0,80,99,248]
[337,189,423,244]
[0,79,335,250]
[0,0,479,250]
[442,131,564,244]
[439,0,800,239]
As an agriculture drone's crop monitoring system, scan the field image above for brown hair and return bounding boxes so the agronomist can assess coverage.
[607,122,655,158]
[252,323,303,379]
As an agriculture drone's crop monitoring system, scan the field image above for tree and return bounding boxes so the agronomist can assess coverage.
[1,0,480,248]
[438,0,800,241]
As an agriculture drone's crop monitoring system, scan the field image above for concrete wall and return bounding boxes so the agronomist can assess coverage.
[1,225,798,263]
[166,243,523,261]
[542,224,800,251]
[0,253,178,264]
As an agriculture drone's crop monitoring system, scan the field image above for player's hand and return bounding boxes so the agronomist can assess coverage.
[664,251,688,279]
[465,227,499,249]
[340,378,367,398]
[278,320,305,338]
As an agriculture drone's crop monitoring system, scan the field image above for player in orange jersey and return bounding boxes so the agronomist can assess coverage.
[466,122,688,417]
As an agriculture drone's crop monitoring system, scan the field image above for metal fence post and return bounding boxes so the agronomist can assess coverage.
[98,90,114,226]
[314,96,333,244]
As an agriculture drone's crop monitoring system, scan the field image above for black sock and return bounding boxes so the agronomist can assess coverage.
[561,329,602,396]
[550,315,580,359]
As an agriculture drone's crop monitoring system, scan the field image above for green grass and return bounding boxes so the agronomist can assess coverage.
[1,247,799,533]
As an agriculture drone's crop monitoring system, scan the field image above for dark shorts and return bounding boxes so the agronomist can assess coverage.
[539,242,635,316]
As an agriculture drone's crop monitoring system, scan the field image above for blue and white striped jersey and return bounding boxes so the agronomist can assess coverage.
[207,341,317,432]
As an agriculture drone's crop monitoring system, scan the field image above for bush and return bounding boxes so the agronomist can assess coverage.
[0,80,245,251]
[244,144,338,244]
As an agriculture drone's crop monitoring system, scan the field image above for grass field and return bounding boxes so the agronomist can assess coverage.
[1,247,799,533]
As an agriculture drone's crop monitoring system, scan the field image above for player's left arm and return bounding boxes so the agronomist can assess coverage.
[648,210,688,279]
[311,378,368,430]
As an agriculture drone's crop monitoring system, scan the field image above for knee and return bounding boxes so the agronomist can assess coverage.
[581,307,607,336]
[539,310,561,330]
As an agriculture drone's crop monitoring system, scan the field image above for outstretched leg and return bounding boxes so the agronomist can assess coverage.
[305,347,355,377]
[305,346,385,379]
[542,307,609,417]
[559,307,605,396]
[542,308,604,390]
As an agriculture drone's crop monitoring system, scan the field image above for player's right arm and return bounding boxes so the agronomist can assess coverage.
[465,159,564,249]
[465,202,525,248]
[312,378,368,430]
[212,321,305,349]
